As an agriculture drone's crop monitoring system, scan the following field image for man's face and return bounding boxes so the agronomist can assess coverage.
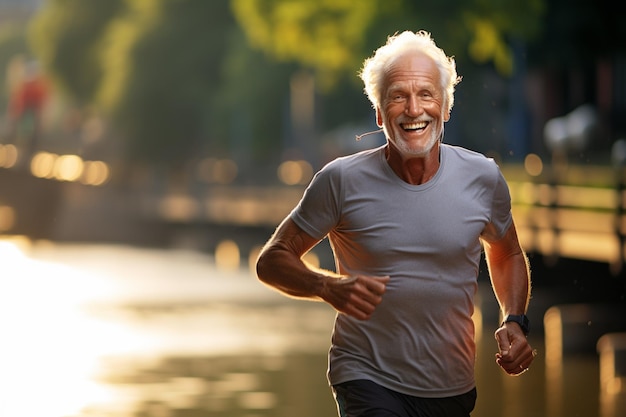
[377,52,449,158]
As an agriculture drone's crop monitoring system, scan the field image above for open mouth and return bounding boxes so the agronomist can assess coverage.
[400,121,429,132]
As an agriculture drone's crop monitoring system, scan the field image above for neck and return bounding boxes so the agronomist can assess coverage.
[385,143,441,185]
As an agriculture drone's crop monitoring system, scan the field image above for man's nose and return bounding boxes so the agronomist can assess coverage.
[405,95,422,117]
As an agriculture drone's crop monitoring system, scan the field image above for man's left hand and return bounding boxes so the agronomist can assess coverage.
[494,322,537,376]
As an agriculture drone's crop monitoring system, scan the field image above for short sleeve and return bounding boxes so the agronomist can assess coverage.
[486,166,513,240]
[289,160,342,240]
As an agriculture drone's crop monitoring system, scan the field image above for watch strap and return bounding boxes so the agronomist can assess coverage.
[503,314,530,336]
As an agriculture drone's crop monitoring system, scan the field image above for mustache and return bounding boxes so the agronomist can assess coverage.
[397,117,433,124]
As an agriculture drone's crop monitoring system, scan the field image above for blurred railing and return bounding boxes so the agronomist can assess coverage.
[503,163,625,273]
[148,185,304,227]
[150,162,626,271]
[3,145,626,274]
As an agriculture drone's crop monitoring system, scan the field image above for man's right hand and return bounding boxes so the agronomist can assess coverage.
[320,275,390,320]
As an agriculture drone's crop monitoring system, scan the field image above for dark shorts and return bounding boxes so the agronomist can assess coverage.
[332,379,477,417]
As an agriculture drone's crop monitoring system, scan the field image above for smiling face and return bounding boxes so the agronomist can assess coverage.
[377,52,449,158]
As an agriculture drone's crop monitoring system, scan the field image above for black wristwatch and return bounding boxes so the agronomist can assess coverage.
[502,314,530,336]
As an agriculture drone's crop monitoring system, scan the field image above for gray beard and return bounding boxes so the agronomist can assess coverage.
[389,124,442,157]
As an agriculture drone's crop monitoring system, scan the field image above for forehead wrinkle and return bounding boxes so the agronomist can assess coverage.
[384,54,441,94]
[384,77,440,102]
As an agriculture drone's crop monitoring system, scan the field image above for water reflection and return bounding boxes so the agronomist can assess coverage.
[0,239,338,416]
[0,241,122,416]
[0,239,622,416]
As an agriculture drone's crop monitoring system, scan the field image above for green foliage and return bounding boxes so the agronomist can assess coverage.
[210,29,295,162]
[29,0,124,105]
[29,0,238,167]
[231,0,383,90]
[29,0,623,172]
[99,0,237,166]
[461,0,544,74]
[232,0,545,83]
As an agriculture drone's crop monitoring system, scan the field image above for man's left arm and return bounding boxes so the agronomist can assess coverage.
[482,220,536,376]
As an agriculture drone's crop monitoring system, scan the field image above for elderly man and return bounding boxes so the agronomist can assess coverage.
[256,30,535,417]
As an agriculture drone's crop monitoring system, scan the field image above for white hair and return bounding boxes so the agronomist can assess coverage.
[360,30,461,113]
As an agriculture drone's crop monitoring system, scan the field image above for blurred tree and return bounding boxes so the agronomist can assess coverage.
[231,0,380,91]
[231,0,545,87]
[231,0,546,163]
[29,0,238,171]
[29,0,124,106]
[33,0,623,178]
[96,0,235,168]
[211,29,296,165]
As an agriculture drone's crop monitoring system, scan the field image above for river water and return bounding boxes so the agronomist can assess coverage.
[0,239,622,417]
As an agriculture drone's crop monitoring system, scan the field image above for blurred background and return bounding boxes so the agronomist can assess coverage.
[0,0,625,416]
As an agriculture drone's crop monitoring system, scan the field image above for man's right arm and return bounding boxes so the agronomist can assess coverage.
[256,217,389,320]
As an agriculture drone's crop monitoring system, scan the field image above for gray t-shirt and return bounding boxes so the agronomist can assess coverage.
[290,143,512,398]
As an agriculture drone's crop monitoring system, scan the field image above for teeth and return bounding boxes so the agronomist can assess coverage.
[402,122,427,130]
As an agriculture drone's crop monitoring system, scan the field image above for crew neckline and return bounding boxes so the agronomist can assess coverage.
[378,144,446,191]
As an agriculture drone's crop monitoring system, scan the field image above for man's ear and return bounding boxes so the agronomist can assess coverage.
[443,104,451,122]
[376,107,383,127]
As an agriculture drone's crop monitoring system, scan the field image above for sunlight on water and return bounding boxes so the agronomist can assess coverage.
[0,241,132,416]
[0,238,622,417]
[0,238,337,417]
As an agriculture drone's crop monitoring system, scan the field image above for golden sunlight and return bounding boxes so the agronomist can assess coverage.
[0,240,147,417]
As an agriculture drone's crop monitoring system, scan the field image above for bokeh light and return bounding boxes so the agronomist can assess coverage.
[0,144,18,168]
[277,160,313,185]
[54,154,83,181]
[0,205,16,231]
[80,160,110,186]
[29,152,109,185]
[215,239,240,271]
[196,158,238,184]
[30,151,57,179]
[524,153,543,177]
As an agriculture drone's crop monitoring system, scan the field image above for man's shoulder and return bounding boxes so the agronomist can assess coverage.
[324,146,384,171]
[443,144,497,168]
[443,143,488,159]
[442,144,502,186]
